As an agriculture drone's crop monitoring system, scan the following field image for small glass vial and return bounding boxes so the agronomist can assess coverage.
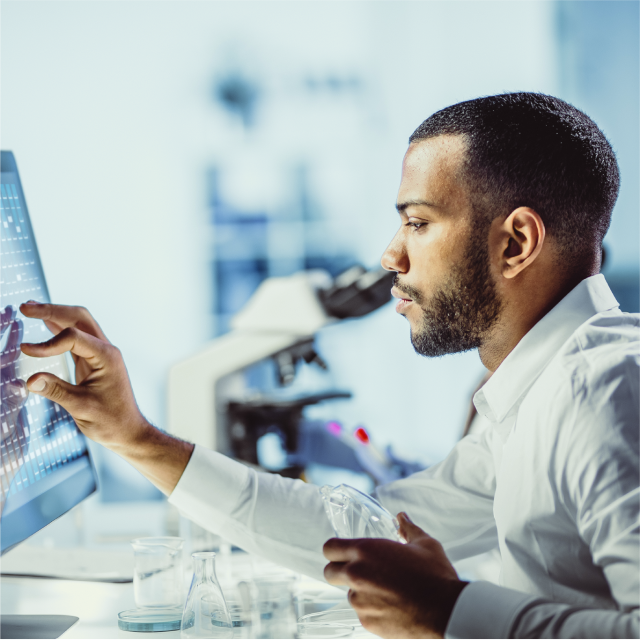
[181,552,233,639]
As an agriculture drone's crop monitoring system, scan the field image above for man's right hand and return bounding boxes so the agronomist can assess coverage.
[19,302,147,450]
[19,302,194,494]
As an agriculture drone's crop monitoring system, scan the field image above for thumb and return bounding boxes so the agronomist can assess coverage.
[27,373,82,415]
[397,512,430,544]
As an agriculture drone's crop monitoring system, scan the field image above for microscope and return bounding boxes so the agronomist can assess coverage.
[167,266,423,484]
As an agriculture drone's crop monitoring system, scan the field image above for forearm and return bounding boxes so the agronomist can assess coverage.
[110,419,194,496]
[169,446,333,580]
[15,302,330,569]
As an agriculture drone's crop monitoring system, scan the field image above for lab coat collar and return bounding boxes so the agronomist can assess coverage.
[473,274,619,423]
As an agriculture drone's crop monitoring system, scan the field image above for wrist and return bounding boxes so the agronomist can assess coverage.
[111,419,195,495]
[432,579,469,638]
[110,414,155,458]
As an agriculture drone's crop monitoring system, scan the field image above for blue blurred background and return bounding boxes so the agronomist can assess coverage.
[1,1,637,501]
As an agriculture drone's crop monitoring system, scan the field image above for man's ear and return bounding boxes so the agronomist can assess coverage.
[495,207,545,279]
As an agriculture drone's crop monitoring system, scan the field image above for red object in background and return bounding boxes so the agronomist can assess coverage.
[354,427,370,444]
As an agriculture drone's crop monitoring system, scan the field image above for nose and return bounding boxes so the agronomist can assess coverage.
[381,229,409,273]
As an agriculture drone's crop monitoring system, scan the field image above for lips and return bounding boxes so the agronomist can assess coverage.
[391,286,413,302]
[391,286,414,313]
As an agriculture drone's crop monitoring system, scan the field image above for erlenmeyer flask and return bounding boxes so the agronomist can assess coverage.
[181,552,233,639]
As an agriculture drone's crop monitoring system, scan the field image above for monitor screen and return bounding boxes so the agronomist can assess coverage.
[0,151,97,554]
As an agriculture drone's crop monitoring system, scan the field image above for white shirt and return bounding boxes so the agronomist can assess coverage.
[170,275,640,638]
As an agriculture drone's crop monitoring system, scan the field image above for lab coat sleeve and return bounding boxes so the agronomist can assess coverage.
[168,445,334,581]
[445,582,640,639]
[170,419,503,582]
[375,423,502,561]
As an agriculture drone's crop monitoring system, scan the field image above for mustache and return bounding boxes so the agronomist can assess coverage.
[393,274,424,305]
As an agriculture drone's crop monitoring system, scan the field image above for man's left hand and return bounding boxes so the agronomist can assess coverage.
[323,512,469,639]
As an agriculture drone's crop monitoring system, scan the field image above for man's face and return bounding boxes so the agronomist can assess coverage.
[381,135,501,357]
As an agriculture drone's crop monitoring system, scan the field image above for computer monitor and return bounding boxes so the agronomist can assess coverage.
[0,151,98,556]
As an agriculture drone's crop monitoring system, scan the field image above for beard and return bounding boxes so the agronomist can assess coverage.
[394,227,502,358]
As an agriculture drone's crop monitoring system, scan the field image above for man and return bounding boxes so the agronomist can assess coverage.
[19,93,639,638]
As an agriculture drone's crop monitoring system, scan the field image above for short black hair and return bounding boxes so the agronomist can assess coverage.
[409,93,619,261]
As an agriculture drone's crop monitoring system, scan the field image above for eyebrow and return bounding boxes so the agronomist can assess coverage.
[395,199,439,214]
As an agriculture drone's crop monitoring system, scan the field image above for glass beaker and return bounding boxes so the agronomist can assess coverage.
[181,551,233,639]
[131,536,185,610]
[252,576,298,639]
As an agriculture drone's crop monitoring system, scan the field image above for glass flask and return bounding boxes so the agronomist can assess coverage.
[320,484,402,541]
[181,552,233,639]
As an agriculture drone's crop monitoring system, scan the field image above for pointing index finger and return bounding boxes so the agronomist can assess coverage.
[19,302,108,342]
[21,326,110,363]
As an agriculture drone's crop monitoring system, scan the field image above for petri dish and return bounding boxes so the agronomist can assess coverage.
[299,609,362,627]
[117,607,183,632]
[297,609,361,638]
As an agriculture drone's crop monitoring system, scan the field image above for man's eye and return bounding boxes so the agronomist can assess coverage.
[406,222,427,231]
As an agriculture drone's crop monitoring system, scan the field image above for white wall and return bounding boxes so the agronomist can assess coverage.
[556,1,639,275]
[1,1,560,484]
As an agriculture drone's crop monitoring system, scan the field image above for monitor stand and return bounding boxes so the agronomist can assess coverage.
[0,615,79,639]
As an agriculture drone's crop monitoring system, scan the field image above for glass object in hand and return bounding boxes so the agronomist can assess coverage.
[320,484,402,541]
[131,536,184,609]
[181,551,233,639]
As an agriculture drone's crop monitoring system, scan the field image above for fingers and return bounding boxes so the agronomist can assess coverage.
[347,589,386,617]
[324,561,349,586]
[323,538,392,587]
[323,537,367,562]
[397,512,431,544]
[323,538,361,586]
[25,373,84,416]
[324,557,381,587]
[323,538,368,586]
[19,302,108,342]
[21,326,111,365]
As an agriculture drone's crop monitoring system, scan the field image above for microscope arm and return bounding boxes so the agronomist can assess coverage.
[166,268,393,456]
[167,330,307,451]
[167,273,333,451]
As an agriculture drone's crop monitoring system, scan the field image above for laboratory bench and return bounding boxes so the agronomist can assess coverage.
[1,568,376,639]
[0,498,376,639]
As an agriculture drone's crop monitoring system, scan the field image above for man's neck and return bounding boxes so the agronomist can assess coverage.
[478,271,594,372]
